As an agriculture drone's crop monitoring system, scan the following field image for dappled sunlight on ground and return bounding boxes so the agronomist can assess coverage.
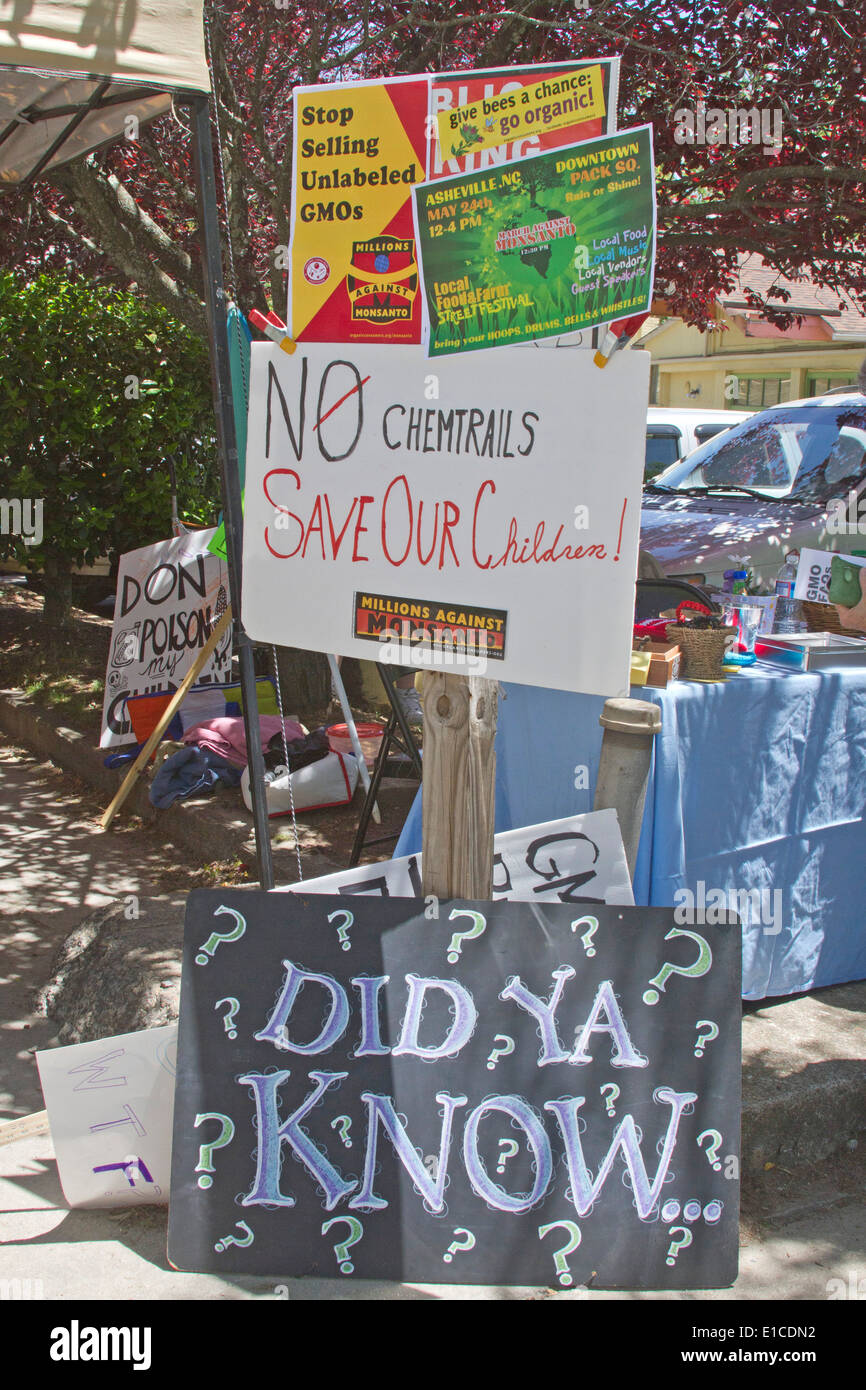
[0,739,216,1117]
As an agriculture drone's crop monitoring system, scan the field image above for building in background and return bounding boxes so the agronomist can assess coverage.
[640,255,866,409]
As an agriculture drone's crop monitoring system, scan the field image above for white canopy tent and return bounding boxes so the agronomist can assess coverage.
[0,0,275,885]
[0,0,210,182]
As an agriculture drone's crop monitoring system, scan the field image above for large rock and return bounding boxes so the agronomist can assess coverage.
[37,898,185,1043]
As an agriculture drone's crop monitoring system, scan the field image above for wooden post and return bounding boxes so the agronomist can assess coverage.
[420,673,498,900]
[0,1110,49,1145]
[100,605,233,831]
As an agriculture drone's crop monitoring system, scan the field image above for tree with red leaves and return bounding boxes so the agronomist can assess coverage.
[1,0,864,334]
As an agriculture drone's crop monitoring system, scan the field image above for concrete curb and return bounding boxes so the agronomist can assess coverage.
[741,980,866,1174]
[742,1068,864,1175]
[0,689,342,879]
[0,690,117,796]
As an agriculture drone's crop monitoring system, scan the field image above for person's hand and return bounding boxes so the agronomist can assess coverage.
[835,565,866,632]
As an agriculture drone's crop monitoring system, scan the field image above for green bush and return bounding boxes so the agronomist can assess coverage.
[0,272,218,623]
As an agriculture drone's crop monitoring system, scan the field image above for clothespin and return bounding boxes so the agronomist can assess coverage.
[248,307,297,355]
[593,312,650,368]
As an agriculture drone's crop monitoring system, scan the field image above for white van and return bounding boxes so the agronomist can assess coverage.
[645,407,752,479]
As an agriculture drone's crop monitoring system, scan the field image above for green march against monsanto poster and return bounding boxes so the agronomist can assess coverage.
[413,124,655,356]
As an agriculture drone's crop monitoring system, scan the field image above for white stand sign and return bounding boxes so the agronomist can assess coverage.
[242,343,649,696]
[275,809,634,906]
[36,1025,177,1209]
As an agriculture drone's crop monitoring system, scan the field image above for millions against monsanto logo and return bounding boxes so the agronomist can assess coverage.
[346,237,418,324]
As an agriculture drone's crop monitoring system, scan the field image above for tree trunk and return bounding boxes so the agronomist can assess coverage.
[42,556,74,634]
[273,646,333,724]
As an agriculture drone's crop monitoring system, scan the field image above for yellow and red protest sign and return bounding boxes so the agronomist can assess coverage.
[290,77,428,344]
[289,60,620,345]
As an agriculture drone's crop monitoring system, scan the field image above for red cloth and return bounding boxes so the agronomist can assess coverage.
[634,618,672,642]
[182,715,305,767]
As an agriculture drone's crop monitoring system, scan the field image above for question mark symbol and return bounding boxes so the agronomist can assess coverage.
[665,1226,693,1266]
[697,1129,723,1171]
[486,1034,515,1070]
[571,914,599,957]
[643,927,713,1004]
[322,1216,364,1274]
[328,908,354,951]
[443,1228,476,1263]
[446,909,487,964]
[694,1019,719,1057]
[194,1112,235,1188]
[496,1138,519,1174]
[330,1115,352,1147]
[538,1220,582,1286]
[600,1082,620,1116]
[423,1154,439,1179]
[196,905,247,966]
[215,996,240,1039]
[214,1219,254,1253]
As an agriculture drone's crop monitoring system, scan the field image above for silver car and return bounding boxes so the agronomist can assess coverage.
[640,392,866,591]
[645,406,752,480]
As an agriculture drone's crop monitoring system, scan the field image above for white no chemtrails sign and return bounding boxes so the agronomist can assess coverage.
[241,342,648,696]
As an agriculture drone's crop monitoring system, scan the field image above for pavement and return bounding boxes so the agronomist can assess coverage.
[1,723,865,1302]
[0,1128,864,1302]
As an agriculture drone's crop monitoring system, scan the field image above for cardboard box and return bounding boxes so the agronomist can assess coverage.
[633,641,680,687]
[630,649,652,685]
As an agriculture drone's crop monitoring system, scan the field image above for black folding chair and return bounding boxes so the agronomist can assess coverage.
[349,663,424,867]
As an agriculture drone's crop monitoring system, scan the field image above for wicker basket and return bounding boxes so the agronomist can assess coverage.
[665,623,738,681]
[802,600,866,638]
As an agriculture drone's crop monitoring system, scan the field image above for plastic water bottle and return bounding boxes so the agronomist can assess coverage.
[773,552,805,633]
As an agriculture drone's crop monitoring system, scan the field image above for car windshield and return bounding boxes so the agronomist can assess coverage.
[645,427,682,476]
[654,403,866,502]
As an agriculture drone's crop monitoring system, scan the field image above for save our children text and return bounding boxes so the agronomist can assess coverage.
[259,357,625,572]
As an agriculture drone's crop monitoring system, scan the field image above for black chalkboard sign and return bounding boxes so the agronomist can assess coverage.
[168,891,741,1288]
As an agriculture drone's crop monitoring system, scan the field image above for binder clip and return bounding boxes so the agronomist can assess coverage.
[247,308,296,355]
[593,312,649,368]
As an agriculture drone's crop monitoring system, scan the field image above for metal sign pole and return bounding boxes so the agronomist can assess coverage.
[188,94,274,890]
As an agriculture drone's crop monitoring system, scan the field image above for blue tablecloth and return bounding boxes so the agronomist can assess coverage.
[394,664,866,999]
